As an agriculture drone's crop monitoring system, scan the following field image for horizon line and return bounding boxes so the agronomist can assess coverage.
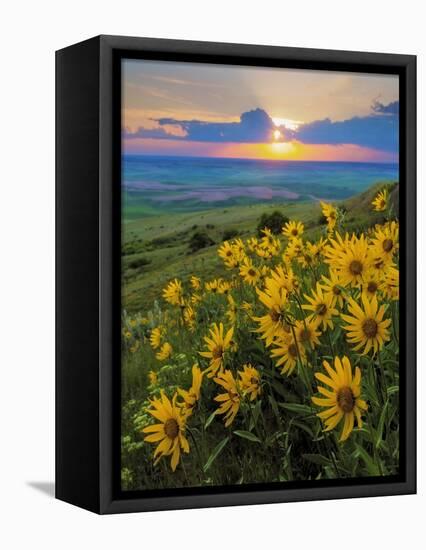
[122,153,399,165]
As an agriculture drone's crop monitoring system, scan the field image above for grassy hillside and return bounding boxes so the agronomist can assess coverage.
[122,181,397,312]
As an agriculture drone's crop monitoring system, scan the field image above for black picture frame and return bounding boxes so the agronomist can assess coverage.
[56,35,416,514]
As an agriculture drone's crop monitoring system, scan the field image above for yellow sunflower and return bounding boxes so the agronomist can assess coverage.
[142,392,190,471]
[183,304,196,331]
[319,272,345,309]
[341,294,391,354]
[371,221,399,262]
[214,370,241,427]
[163,278,184,306]
[381,265,399,301]
[238,363,261,400]
[205,278,222,293]
[191,292,202,305]
[285,237,304,261]
[148,370,158,385]
[282,220,304,240]
[302,283,338,330]
[312,356,368,441]
[253,281,289,346]
[190,275,201,290]
[320,201,338,231]
[239,257,261,286]
[371,188,388,212]
[177,364,203,416]
[156,342,173,361]
[218,241,240,268]
[199,322,234,377]
[218,279,233,295]
[270,334,306,375]
[325,232,371,288]
[149,326,163,349]
[295,318,322,350]
[361,269,382,299]
[226,294,237,324]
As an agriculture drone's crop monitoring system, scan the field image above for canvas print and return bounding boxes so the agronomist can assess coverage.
[120,59,399,491]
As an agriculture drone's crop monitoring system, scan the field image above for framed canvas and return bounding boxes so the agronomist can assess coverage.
[56,35,416,514]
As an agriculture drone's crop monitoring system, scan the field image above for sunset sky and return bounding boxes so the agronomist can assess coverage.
[122,59,399,163]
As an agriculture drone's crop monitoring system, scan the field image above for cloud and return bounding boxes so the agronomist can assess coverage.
[287,104,398,152]
[372,100,399,115]
[123,101,399,153]
[125,108,277,143]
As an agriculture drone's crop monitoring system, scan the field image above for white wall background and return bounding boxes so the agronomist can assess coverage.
[0,1,423,548]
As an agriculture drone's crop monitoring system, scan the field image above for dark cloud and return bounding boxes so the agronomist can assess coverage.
[124,101,399,153]
[372,100,399,115]
[287,102,399,152]
[155,108,276,143]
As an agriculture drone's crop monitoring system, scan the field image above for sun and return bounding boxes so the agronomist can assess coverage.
[273,129,282,141]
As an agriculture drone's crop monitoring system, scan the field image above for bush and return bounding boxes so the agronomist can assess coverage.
[188,231,215,253]
[257,210,289,236]
[222,228,239,241]
[128,257,151,269]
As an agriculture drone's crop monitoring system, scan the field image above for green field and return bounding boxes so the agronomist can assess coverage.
[122,181,398,313]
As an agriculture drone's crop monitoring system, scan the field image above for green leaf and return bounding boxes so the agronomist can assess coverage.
[268,394,280,420]
[271,380,287,399]
[387,385,399,396]
[376,401,389,449]
[203,437,229,473]
[302,453,332,467]
[204,410,217,429]
[278,402,312,415]
[233,430,261,443]
[249,400,262,431]
[292,420,315,438]
[354,443,381,476]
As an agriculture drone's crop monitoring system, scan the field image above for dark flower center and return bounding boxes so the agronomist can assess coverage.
[269,309,281,323]
[316,303,327,316]
[212,345,223,359]
[300,328,311,342]
[248,269,257,277]
[291,229,298,236]
[288,343,298,358]
[333,285,341,296]
[337,387,355,413]
[228,390,239,402]
[367,281,378,293]
[362,318,378,338]
[164,418,179,439]
[349,260,363,275]
[383,239,394,253]
[282,322,291,333]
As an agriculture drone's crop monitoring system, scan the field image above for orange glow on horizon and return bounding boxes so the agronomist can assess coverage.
[124,138,397,163]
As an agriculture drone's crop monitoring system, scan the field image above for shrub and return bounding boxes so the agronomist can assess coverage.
[128,257,151,270]
[188,231,215,253]
[256,210,289,236]
[222,228,239,241]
